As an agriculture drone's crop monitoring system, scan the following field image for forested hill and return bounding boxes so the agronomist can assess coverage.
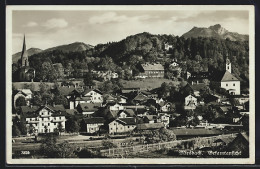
[13,31,249,87]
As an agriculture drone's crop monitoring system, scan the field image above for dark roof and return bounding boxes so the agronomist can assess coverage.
[65,109,79,115]
[20,106,39,113]
[57,86,77,96]
[118,109,135,117]
[46,105,65,112]
[204,94,219,104]
[221,71,239,82]
[133,93,148,101]
[78,103,101,112]
[83,117,105,124]
[170,128,223,136]
[144,115,157,121]
[83,89,103,96]
[75,96,91,101]
[116,118,136,125]
[136,123,164,130]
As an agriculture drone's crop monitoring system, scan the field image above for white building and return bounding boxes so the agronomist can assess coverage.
[108,118,136,134]
[83,117,105,134]
[220,58,240,95]
[184,94,197,110]
[24,105,66,134]
[83,89,103,103]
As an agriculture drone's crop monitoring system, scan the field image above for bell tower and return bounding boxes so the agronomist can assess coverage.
[21,34,29,67]
[226,57,231,73]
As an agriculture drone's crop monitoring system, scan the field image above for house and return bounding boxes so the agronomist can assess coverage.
[13,89,33,108]
[77,103,102,117]
[138,63,164,78]
[69,96,92,109]
[117,109,135,118]
[23,104,66,134]
[184,94,197,110]
[164,43,173,51]
[118,95,128,104]
[169,59,182,77]
[107,103,124,111]
[83,89,103,103]
[143,115,157,123]
[187,72,210,85]
[160,102,172,112]
[132,92,149,104]
[109,118,136,134]
[82,117,105,134]
[190,84,209,97]
[158,113,170,128]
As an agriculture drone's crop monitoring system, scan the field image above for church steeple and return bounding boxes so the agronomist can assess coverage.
[21,34,29,67]
[226,57,231,73]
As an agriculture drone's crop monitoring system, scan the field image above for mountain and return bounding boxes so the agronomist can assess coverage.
[12,42,94,64]
[44,42,94,53]
[12,48,42,63]
[182,24,249,41]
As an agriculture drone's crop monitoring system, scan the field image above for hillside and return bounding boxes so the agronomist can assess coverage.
[12,48,42,63]
[44,42,94,53]
[182,24,249,41]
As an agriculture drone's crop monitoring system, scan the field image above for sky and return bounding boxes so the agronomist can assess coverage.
[12,9,249,54]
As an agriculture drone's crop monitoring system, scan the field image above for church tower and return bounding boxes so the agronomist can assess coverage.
[226,57,231,73]
[21,35,29,67]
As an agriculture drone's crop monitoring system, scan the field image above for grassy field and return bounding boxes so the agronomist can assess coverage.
[121,78,181,90]
[12,82,55,91]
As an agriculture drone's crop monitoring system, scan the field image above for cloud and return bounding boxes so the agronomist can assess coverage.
[88,12,156,25]
[89,12,127,24]
[42,18,68,29]
[23,21,38,27]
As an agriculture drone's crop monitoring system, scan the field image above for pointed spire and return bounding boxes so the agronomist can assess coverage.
[20,34,29,67]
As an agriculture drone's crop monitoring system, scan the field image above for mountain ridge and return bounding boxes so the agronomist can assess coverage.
[182,24,249,41]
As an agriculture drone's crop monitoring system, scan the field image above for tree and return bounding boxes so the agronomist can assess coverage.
[66,118,80,133]
[145,128,176,144]
[56,123,64,135]
[12,124,21,136]
[27,124,35,135]
[102,140,117,149]
[15,96,27,107]
[18,118,28,135]
[83,72,95,86]
[53,94,68,107]
[40,135,77,158]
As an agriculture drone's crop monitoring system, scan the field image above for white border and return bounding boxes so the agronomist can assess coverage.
[6,5,255,164]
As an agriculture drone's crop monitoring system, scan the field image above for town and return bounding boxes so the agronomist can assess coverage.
[12,33,249,159]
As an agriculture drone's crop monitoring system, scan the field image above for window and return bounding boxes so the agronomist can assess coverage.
[114,123,116,125]
[226,84,228,87]
[128,126,130,128]
[42,123,44,126]
[111,128,113,130]
[48,123,50,126]
[54,122,56,125]
[233,83,235,86]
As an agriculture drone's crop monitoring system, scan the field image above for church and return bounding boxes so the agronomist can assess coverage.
[18,35,35,82]
[220,58,240,95]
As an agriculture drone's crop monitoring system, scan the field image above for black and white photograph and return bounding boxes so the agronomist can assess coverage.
[6,5,255,164]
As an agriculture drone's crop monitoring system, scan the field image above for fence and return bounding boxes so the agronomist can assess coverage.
[100,133,238,157]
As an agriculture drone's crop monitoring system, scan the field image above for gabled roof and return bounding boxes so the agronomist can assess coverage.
[204,94,219,104]
[83,117,105,124]
[133,93,148,101]
[57,86,76,96]
[118,109,135,117]
[116,118,136,125]
[141,63,164,71]
[78,103,101,112]
[17,89,32,96]
[46,105,66,112]
[221,71,239,82]
[83,89,103,96]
